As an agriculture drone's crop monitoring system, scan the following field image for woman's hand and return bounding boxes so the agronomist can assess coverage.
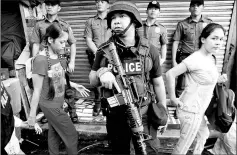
[217,74,228,84]
[67,61,75,73]
[34,123,42,134]
[170,98,184,108]
[73,84,90,97]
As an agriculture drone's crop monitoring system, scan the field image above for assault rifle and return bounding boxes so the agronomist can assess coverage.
[108,42,148,155]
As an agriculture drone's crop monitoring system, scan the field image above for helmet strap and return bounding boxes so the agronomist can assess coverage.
[112,21,133,37]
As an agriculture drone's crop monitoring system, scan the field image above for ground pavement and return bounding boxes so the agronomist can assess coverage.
[20,98,214,154]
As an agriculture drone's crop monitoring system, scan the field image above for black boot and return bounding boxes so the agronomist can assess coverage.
[93,100,101,116]
[93,87,101,116]
[69,109,78,123]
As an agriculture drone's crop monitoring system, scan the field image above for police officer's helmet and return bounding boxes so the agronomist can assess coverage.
[107,1,142,29]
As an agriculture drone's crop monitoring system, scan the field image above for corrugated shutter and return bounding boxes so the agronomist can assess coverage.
[58,0,235,88]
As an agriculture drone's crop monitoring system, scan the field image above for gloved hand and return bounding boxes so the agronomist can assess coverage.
[97,68,121,93]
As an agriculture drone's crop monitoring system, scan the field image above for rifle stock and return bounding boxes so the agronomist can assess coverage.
[108,42,148,155]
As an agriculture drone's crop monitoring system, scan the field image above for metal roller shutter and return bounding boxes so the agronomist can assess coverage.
[58,0,235,88]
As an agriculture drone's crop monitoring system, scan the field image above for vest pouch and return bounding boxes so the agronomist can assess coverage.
[101,88,119,116]
[132,75,146,97]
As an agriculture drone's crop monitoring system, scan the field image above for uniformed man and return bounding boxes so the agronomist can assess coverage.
[30,0,78,123]
[172,0,212,97]
[30,0,76,73]
[84,0,111,116]
[89,1,167,154]
[143,1,168,65]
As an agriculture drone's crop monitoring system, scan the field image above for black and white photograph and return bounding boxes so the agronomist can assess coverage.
[1,0,236,154]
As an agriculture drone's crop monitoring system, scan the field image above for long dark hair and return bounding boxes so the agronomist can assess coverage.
[198,23,225,48]
[43,23,66,100]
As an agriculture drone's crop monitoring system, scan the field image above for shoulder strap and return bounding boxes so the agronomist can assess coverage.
[139,38,151,82]
[137,38,155,102]
[137,38,150,56]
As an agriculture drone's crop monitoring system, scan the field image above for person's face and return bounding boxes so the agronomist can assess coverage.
[45,3,61,15]
[111,12,133,34]
[201,28,225,54]
[96,0,109,13]
[189,4,204,16]
[49,32,68,54]
[147,7,160,19]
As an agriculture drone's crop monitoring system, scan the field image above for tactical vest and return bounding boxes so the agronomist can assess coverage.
[98,38,155,107]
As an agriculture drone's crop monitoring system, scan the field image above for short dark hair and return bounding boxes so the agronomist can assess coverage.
[44,0,61,6]
[43,23,64,43]
[95,0,109,3]
[190,0,204,7]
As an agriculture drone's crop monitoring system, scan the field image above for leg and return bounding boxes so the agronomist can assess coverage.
[172,109,202,155]
[193,116,210,154]
[48,123,61,155]
[67,99,78,123]
[144,126,160,155]
[106,106,131,154]
[69,107,78,123]
[85,49,102,116]
[86,49,95,67]
[143,113,160,155]
[40,106,78,155]
[93,87,101,116]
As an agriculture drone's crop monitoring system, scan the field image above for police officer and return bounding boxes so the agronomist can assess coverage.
[89,1,167,154]
[143,1,168,65]
[30,0,78,123]
[172,0,212,97]
[84,0,111,116]
[30,0,76,73]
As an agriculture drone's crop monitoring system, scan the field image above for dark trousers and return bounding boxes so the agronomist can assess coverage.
[1,101,14,155]
[86,49,95,67]
[175,51,190,97]
[106,105,132,154]
[106,105,160,154]
[86,49,100,103]
[40,105,78,155]
[176,74,186,97]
